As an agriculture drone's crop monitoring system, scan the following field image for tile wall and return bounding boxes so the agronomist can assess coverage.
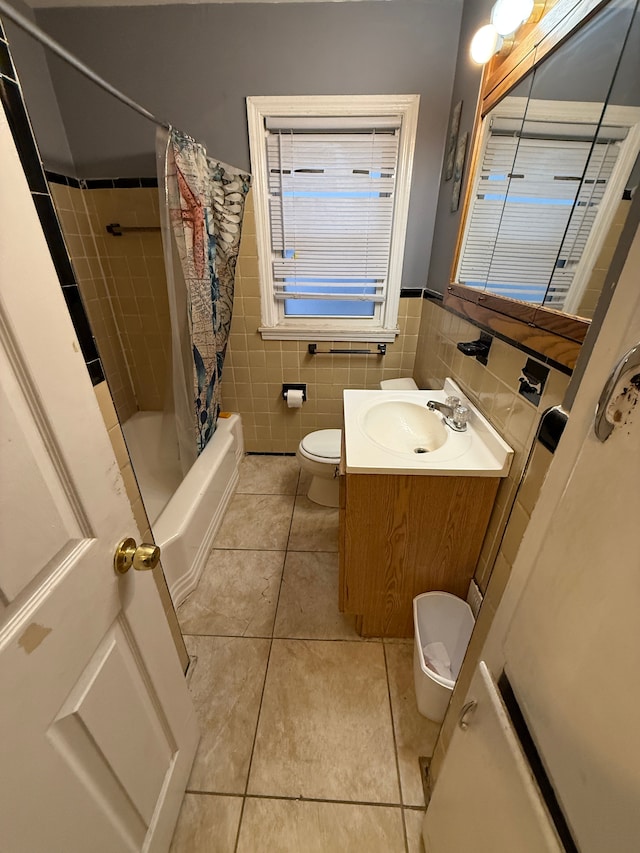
[223,192,424,453]
[577,197,632,319]
[49,180,170,422]
[413,298,570,593]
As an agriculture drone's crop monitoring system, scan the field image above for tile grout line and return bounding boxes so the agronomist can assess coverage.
[210,545,338,553]
[232,465,301,853]
[383,642,411,853]
[186,788,417,810]
[181,631,382,643]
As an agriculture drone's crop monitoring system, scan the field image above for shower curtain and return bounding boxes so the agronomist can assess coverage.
[157,127,251,472]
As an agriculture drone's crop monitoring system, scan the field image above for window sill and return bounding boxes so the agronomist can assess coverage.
[258,326,399,343]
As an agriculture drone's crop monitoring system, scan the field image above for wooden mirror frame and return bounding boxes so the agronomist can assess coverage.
[445,0,614,371]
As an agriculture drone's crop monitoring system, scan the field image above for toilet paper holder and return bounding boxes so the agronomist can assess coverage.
[282,383,307,402]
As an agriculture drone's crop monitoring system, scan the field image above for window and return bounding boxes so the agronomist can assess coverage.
[247,96,419,341]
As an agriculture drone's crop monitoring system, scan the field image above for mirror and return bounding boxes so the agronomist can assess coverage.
[453,0,639,325]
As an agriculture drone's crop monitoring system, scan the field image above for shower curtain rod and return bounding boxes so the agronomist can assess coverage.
[0,1,250,177]
[0,0,171,130]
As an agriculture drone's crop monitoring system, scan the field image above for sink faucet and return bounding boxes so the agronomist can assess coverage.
[426,397,470,432]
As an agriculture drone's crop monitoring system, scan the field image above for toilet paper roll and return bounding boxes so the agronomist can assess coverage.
[286,389,304,408]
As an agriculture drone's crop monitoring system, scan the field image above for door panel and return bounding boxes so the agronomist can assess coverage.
[0,101,198,851]
[52,619,176,824]
[0,345,83,602]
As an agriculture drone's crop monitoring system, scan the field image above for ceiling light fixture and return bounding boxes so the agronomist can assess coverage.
[470,0,537,65]
[491,0,535,36]
[470,24,503,64]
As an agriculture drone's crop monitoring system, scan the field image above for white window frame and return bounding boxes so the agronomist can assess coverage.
[247,94,420,341]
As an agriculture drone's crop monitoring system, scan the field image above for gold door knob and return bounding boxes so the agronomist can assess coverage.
[114,537,161,575]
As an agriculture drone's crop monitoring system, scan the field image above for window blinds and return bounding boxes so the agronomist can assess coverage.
[264,119,400,316]
[545,140,620,307]
[458,134,621,305]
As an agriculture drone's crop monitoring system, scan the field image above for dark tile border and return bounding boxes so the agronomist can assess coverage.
[0,32,104,385]
[0,75,47,193]
[245,451,297,457]
[499,671,578,852]
[0,35,16,80]
[31,194,76,286]
[45,170,81,189]
[422,288,444,302]
[61,285,100,365]
[45,171,158,190]
[400,287,423,298]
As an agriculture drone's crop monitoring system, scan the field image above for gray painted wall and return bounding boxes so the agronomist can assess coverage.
[426,0,491,294]
[4,0,74,173]
[30,0,464,289]
[526,0,637,105]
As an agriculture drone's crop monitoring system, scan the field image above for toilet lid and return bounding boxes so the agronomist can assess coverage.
[301,429,342,461]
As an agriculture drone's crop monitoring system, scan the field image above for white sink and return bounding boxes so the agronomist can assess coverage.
[362,401,448,454]
[343,378,513,477]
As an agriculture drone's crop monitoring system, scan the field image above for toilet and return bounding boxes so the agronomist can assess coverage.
[297,377,418,507]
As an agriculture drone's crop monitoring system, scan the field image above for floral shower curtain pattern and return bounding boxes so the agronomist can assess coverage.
[165,129,251,453]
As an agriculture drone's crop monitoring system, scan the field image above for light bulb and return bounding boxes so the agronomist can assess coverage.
[491,0,535,36]
[470,24,502,64]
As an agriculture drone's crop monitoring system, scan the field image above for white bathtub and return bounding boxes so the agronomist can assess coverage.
[123,411,243,606]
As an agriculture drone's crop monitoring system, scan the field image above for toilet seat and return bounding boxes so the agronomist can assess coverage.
[299,429,341,464]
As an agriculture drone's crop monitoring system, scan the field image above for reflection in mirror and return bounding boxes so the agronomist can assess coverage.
[456,0,638,319]
[555,5,640,318]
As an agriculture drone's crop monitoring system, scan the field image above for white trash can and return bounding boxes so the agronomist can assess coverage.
[413,591,475,723]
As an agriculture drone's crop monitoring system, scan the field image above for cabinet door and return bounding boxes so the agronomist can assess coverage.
[422,662,562,853]
[338,472,347,611]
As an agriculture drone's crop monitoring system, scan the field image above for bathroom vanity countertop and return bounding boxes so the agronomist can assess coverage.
[343,378,513,477]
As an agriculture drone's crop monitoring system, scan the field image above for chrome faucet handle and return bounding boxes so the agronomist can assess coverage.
[452,405,470,430]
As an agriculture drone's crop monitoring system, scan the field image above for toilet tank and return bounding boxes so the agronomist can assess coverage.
[379,377,418,390]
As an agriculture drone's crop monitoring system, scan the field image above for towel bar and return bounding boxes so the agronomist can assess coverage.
[307,343,386,356]
[106,223,161,237]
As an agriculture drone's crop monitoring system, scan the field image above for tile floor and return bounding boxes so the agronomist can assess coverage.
[171,455,440,852]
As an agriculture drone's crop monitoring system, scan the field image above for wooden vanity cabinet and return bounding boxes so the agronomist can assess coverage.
[338,466,499,638]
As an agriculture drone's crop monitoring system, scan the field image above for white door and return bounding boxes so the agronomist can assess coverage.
[423,224,640,849]
[0,106,198,851]
[503,250,640,846]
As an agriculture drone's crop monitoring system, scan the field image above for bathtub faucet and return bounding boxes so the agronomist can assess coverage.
[426,398,469,432]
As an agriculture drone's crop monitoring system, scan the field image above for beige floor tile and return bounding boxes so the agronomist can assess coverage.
[185,635,270,794]
[297,467,312,495]
[237,798,406,853]
[274,551,359,640]
[178,549,284,637]
[287,496,339,552]
[404,808,426,853]
[385,642,441,807]
[213,493,294,550]
[237,454,300,495]
[248,639,400,803]
[169,793,242,852]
